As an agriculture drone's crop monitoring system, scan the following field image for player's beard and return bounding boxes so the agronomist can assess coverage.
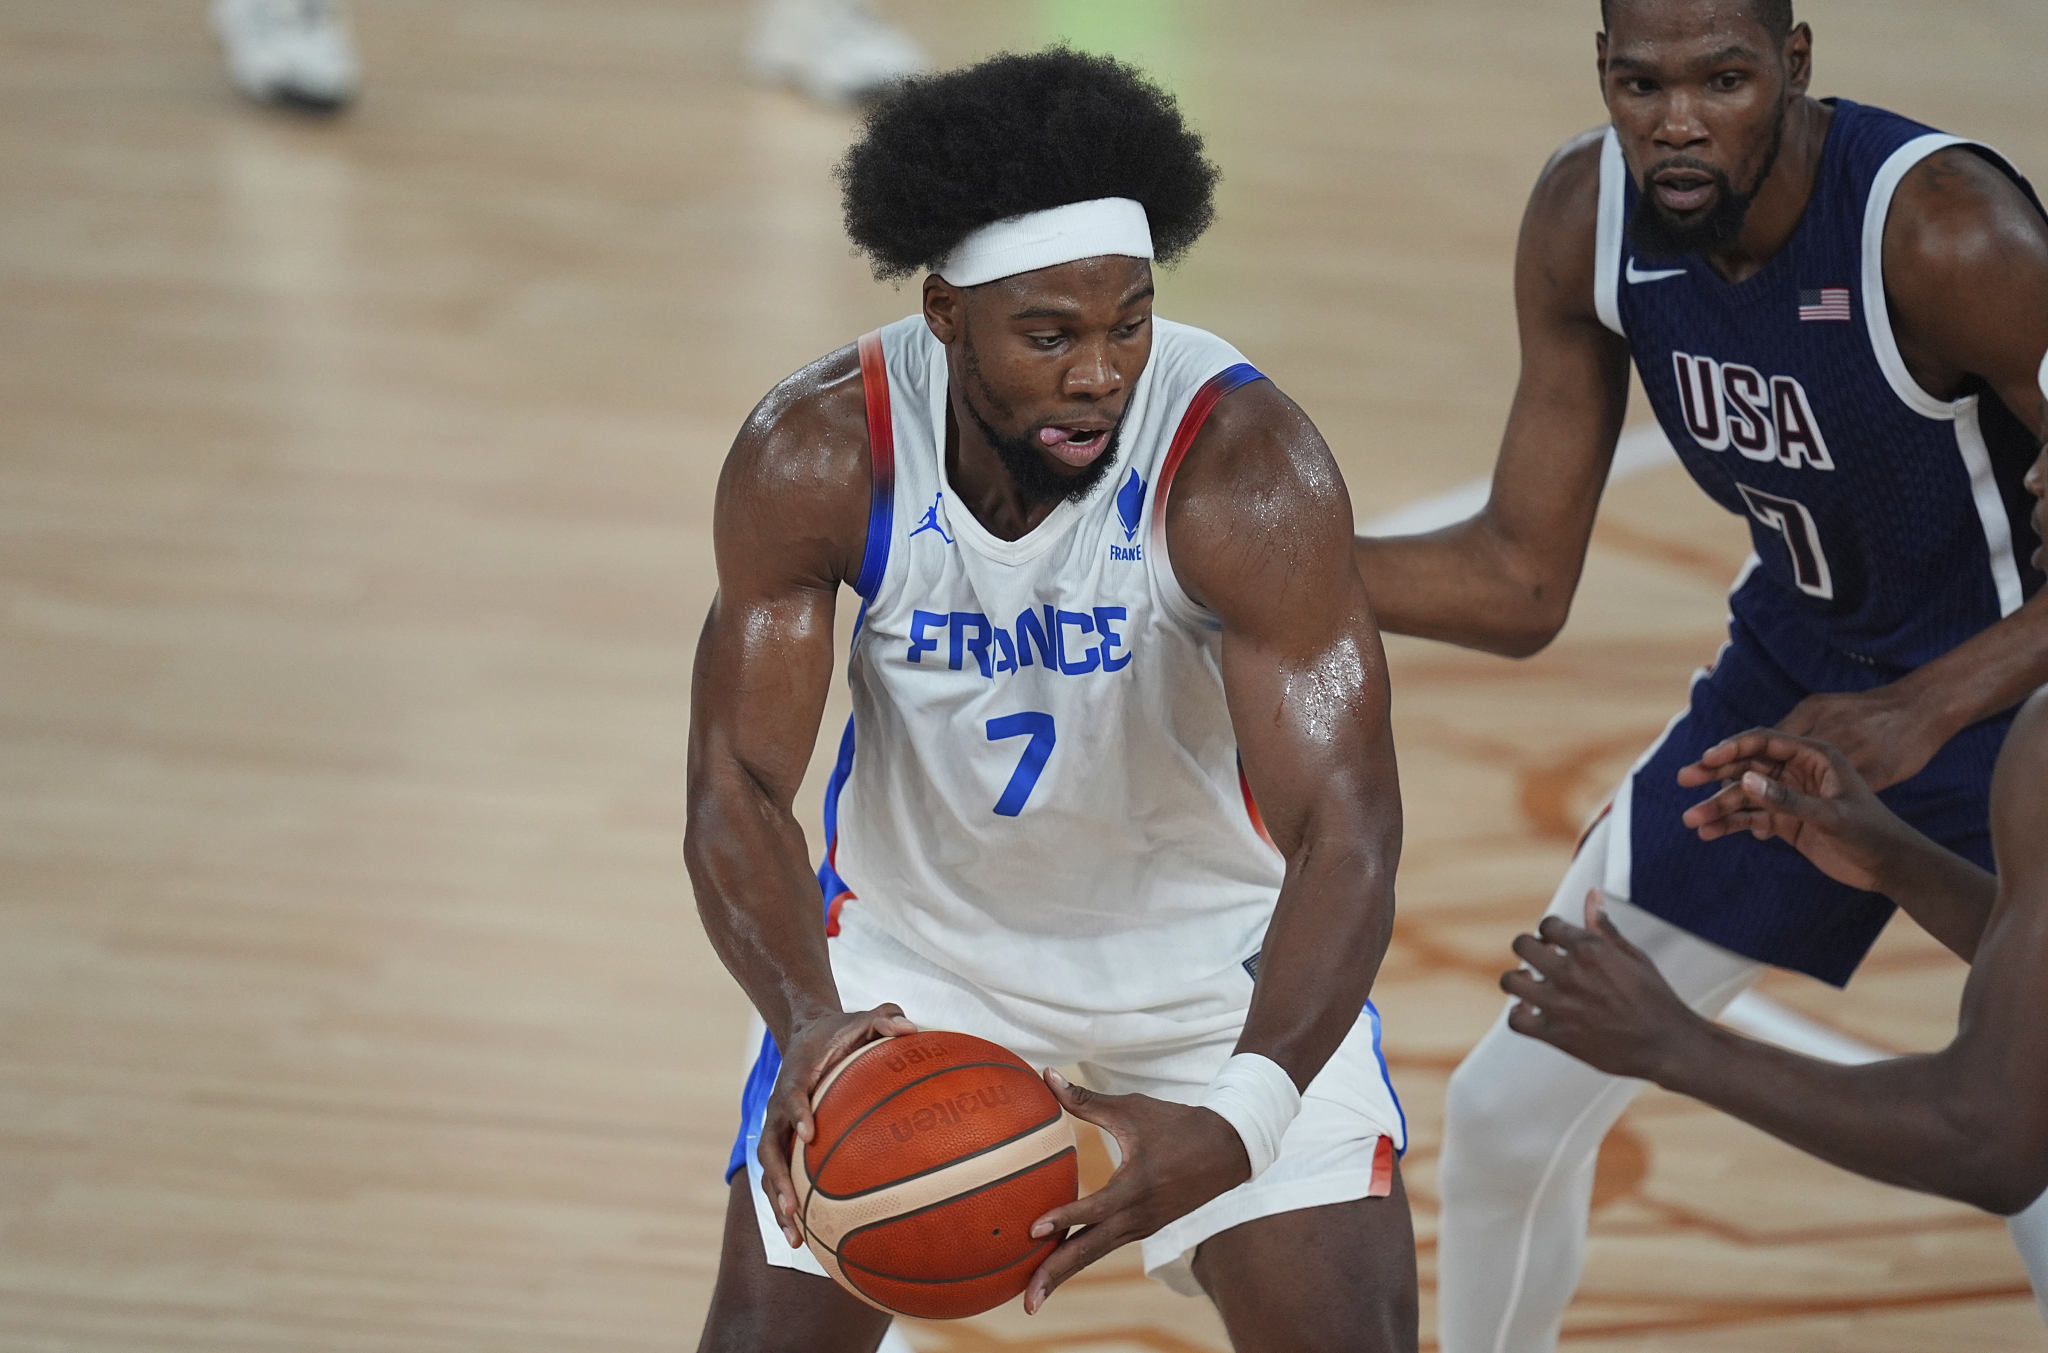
[1628,114,1785,258]
[960,338,1123,507]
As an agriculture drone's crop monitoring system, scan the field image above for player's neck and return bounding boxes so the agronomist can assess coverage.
[943,399,1064,542]
[1703,97,1835,285]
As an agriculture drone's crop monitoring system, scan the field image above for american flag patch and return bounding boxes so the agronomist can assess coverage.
[1799,287,1853,321]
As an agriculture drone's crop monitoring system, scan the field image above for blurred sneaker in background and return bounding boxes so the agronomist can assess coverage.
[211,0,361,112]
[746,0,925,106]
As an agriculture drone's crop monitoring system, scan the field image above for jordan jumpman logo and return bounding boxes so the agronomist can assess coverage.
[909,493,953,545]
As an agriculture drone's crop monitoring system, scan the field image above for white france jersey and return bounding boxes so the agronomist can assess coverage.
[819,313,1285,1013]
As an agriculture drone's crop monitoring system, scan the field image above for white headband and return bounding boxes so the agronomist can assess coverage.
[936,197,1154,288]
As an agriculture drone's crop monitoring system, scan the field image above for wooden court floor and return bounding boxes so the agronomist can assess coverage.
[3,1,2045,1348]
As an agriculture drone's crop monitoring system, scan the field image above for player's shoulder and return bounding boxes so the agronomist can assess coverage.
[1525,127,1609,243]
[715,343,873,583]
[1884,144,2048,281]
[724,342,870,507]
[1166,376,1350,566]
[1533,128,1608,204]
[1139,317,1293,470]
[1513,128,1611,321]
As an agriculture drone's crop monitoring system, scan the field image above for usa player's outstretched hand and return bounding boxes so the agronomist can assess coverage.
[756,1004,919,1250]
[1498,894,1701,1083]
[1774,684,1952,790]
[1677,726,1916,893]
[1020,1070,1251,1314]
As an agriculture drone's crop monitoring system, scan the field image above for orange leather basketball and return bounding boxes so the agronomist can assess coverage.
[791,1030,1078,1319]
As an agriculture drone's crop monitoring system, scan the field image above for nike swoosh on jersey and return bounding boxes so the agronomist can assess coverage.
[1626,259,1688,284]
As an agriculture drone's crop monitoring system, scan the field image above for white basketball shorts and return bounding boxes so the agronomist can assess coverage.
[732,903,1407,1297]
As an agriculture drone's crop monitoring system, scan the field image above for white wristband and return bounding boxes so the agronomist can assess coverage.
[1199,1053,1302,1180]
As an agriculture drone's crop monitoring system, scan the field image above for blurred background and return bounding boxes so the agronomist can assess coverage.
[4,1,2045,1348]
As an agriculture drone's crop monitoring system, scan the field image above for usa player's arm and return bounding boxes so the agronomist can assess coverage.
[1780,147,2048,787]
[1352,131,1632,658]
[1509,692,2048,1215]
[684,349,916,1245]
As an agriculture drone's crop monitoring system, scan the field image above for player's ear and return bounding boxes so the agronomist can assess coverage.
[923,275,963,345]
[1594,29,1609,91]
[1782,22,1813,100]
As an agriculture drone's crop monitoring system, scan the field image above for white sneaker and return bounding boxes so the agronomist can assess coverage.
[746,0,926,106]
[211,0,361,111]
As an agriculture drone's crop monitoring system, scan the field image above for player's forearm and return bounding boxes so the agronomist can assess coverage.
[1866,828,1999,961]
[1655,1021,2035,1213]
[1236,833,1398,1089]
[1896,590,2048,738]
[1354,516,1574,658]
[684,765,842,1045]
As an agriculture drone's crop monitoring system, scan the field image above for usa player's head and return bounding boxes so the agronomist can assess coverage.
[1598,0,1810,256]
[838,49,1219,505]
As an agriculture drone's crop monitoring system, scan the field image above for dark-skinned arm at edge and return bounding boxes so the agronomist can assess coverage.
[1635,695,2048,1215]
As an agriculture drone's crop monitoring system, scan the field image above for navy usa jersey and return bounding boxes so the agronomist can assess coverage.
[1595,98,2046,692]
[1589,100,2045,983]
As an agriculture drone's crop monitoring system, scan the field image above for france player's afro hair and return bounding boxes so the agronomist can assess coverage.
[836,48,1220,282]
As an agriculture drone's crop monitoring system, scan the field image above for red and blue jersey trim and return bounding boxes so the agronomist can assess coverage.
[1151,363,1277,852]
[1147,362,1266,557]
[813,332,898,933]
[852,329,896,600]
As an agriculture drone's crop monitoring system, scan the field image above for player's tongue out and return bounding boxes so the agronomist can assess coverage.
[1039,424,1109,467]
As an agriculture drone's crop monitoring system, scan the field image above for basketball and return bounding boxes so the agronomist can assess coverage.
[790,1030,1079,1319]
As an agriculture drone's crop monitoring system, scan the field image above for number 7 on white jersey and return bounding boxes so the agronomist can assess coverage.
[985,713,1056,817]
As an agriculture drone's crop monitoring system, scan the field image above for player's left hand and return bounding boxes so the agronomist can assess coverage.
[1020,1070,1252,1314]
[1775,685,1950,791]
[1499,893,1701,1083]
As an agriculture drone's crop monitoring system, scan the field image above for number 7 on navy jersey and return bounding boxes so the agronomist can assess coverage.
[1737,483,1835,600]
[985,712,1056,816]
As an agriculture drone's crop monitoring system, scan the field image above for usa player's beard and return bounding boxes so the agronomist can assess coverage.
[959,340,1124,507]
[1629,115,1785,258]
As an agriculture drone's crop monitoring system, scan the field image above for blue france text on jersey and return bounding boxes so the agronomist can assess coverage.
[1608,99,2046,685]
[906,605,1133,678]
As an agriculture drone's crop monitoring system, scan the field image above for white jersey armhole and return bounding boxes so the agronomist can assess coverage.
[1861,133,1972,421]
[1594,128,1628,337]
[1861,135,2034,616]
[1956,399,2027,617]
[854,322,927,621]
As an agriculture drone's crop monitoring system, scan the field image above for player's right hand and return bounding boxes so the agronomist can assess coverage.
[757,1004,918,1249]
[1675,727,1917,893]
[1020,1071,1253,1315]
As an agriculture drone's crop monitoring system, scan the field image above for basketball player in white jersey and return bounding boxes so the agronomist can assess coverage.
[1348,1,2048,1347]
[688,51,1414,1352]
